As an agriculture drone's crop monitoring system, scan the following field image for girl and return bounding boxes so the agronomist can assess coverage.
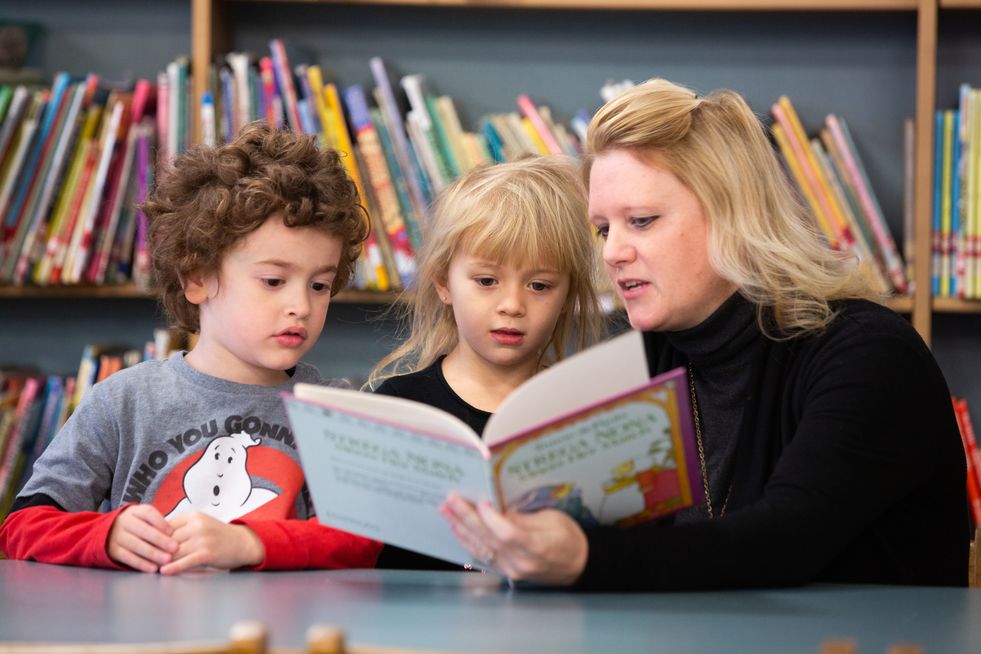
[368,156,606,570]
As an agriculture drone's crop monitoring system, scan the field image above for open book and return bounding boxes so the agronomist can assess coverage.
[282,330,703,568]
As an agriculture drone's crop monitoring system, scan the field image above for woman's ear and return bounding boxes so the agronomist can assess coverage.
[182,272,211,305]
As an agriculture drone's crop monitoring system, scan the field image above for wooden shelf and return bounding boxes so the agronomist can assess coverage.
[940,0,981,8]
[933,297,981,313]
[0,284,400,304]
[228,0,919,10]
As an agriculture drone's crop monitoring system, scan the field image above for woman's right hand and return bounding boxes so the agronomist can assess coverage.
[107,504,178,572]
[440,492,589,586]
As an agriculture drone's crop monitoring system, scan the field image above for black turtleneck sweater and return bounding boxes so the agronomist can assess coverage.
[577,294,970,590]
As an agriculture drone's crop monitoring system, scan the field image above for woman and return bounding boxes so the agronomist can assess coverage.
[440,78,970,590]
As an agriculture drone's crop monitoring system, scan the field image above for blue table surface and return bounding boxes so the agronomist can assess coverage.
[1,560,980,653]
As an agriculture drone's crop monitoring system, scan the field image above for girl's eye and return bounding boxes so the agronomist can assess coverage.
[262,278,284,288]
[529,281,552,292]
[476,277,496,287]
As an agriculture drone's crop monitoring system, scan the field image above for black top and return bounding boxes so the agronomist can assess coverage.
[372,357,490,570]
[374,356,492,435]
[578,296,971,590]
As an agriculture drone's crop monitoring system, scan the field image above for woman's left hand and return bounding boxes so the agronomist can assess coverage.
[440,492,588,586]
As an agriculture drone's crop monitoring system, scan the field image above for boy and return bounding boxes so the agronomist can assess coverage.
[0,122,382,574]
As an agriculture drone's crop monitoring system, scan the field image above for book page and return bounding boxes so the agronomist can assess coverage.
[293,384,486,452]
[484,330,650,446]
[489,368,702,528]
[284,393,495,567]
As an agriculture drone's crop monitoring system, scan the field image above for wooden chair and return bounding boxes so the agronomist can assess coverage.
[970,526,981,589]
[0,621,267,654]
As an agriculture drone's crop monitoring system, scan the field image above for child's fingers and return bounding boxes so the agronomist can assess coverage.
[124,517,178,556]
[111,548,160,574]
[159,549,208,576]
[126,504,174,536]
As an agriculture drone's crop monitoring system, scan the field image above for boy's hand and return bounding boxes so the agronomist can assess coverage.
[159,512,265,575]
[107,504,178,573]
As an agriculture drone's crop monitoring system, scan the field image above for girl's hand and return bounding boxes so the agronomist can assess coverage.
[107,504,178,573]
[440,492,588,586]
[159,512,264,575]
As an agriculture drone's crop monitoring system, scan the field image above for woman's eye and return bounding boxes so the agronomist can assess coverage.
[594,225,609,240]
[632,215,657,228]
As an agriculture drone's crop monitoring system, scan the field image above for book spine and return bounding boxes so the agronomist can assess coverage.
[369,57,430,218]
[954,398,981,526]
[516,94,563,155]
[268,39,303,133]
[343,84,415,288]
[771,123,838,248]
[825,114,909,294]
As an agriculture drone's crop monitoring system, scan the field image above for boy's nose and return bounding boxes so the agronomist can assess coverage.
[287,289,312,318]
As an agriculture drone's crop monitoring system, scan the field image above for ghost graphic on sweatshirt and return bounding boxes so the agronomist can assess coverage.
[165,432,278,522]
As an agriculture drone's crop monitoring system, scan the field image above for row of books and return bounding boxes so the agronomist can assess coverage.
[954,396,981,527]
[188,39,585,292]
[769,96,910,296]
[0,328,188,521]
[931,84,981,299]
[0,75,156,287]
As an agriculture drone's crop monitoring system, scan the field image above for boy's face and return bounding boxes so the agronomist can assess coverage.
[436,251,570,380]
[185,214,343,386]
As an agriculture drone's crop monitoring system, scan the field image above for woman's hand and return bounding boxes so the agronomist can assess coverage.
[107,504,178,573]
[440,492,588,586]
[159,512,264,575]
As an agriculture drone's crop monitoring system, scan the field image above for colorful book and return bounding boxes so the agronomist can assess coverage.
[283,331,702,567]
[516,94,563,155]
[824,114,909,294]
[369,57,430,219]
[268,39,303,133]
[954,397,981,526]
[343,84,415,288]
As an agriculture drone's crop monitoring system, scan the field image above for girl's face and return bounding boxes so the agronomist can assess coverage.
[588,149,736,332]
[436,251,570,379]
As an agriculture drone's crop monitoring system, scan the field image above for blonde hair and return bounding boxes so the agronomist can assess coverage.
[367,156,603,389]
[584,78,878,337]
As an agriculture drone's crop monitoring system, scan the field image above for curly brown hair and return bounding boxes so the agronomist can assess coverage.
[143,121,369,333]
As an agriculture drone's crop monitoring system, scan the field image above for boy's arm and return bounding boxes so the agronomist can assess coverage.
[232,517,383,570]
[0,500,127,569]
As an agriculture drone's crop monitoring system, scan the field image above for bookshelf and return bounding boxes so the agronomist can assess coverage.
[4,0,981,386]
[187,0,960,344]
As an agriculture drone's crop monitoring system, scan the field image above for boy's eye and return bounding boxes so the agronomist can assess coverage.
[262,278,284,288]
[311,281,330,293]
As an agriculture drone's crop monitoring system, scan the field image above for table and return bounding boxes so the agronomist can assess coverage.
[1,561,979,653]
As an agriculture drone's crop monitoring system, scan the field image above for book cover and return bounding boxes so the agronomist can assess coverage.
[282,331,703,567]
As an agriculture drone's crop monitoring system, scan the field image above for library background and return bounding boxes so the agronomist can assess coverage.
[2,0,981,518]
